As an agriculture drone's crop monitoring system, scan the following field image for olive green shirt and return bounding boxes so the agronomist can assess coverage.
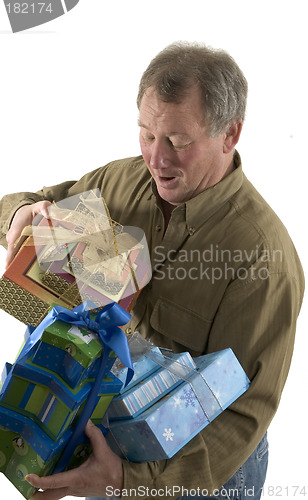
[0,152,305,498]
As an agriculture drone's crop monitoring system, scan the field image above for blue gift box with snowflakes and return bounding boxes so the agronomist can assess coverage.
[106,348,250,461]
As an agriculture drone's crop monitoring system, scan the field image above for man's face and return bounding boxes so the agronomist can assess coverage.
[138,87,232,207]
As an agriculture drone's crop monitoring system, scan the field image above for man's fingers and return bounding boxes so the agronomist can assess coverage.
[35,200,51,219]
[6,201,52,246]
[4,201,52,269]
[84,420,109,459]
[4,238,25,268]
[26,469,77,491]
[5,224,26,249]
[25,424,105,492]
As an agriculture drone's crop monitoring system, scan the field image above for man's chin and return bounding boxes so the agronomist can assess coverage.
[158,191,186,208]
[152,179,187,206]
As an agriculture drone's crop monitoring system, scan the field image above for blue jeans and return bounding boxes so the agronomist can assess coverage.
[87,433,268,500]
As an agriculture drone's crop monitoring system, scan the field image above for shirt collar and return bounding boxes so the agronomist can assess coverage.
[150,150,243,231]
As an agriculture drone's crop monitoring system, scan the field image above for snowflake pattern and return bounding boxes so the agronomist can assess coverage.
[180,388,196,407]
[173,396,182,407]
[163,428,174,441]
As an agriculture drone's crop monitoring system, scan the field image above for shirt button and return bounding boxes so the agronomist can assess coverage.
[188,227,195,235]
[155,225,161,232]
[125,327,132,334]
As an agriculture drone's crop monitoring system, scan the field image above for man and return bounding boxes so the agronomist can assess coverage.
[0,42,304,500]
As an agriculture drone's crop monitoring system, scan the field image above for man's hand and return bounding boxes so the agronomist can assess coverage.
[5,201,51,269]
[25,421,123,500]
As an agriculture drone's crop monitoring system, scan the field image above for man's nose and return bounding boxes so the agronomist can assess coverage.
[150,140,173,170]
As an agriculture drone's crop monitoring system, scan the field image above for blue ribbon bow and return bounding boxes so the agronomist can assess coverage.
[19,300,133,474]
[19,301,133,379]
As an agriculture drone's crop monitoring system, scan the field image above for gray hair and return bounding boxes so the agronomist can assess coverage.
[137,41,248,137]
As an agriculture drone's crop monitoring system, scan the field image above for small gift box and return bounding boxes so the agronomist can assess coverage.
[107,351,196,419]
[31,317,116,389]
[111,333,164,394]
[0,189,151,326]
[106,349,250,462]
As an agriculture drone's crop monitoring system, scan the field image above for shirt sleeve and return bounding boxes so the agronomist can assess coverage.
[121,256,304,498]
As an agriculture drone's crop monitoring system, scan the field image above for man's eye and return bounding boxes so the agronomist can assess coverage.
[143,135,155,143]
[170,141,191,151]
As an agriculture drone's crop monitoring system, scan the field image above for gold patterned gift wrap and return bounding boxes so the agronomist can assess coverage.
[0,190,151,326]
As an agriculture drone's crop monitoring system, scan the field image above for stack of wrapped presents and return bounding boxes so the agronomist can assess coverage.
[106,337,250,462]
[0,190,250,498]
[0,317,123,498]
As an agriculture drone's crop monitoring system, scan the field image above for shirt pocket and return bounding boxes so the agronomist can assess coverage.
[149,297,213,354]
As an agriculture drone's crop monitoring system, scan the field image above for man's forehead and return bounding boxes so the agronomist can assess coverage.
[138,86,206,130]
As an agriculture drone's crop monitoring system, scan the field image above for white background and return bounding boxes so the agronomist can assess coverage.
[0,0,307,498]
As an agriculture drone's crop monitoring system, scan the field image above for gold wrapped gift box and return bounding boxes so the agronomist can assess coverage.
[0,191,151,326]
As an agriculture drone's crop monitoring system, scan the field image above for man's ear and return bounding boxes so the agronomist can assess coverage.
[223,120,243,153]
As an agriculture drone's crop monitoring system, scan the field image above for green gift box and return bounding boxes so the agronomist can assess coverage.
[31,318,116,389]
